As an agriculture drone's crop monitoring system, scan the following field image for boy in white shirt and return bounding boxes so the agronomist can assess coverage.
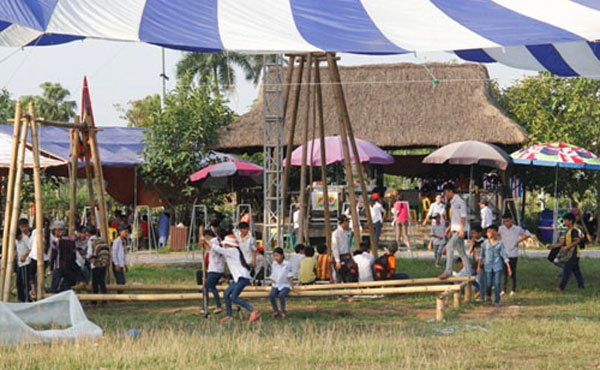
[269,247,296,318]
[289,244,306,281]
[431,213,446,268]
[112,224,130,290]
[201,229,226,314]
[353,244,374,282]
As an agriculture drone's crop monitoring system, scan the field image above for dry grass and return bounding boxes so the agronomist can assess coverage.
[2,258,600,369]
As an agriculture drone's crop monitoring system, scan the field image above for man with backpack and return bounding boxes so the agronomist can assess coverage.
[86,225,109,299]
[547,213,585,292]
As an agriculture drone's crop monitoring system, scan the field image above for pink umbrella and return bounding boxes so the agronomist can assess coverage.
[288,136,394,166]
[189,160,263,190]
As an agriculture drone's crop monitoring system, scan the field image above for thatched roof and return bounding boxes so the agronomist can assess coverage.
[216,63,527,151]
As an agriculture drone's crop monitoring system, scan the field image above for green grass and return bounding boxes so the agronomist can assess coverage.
[2,258,600,369]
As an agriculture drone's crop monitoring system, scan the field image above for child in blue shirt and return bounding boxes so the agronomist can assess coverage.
[478,224,512,306]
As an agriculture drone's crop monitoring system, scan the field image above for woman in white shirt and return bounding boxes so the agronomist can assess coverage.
[15,228,32,302]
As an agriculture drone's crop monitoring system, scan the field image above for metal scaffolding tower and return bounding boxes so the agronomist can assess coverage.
[262,55,285,250]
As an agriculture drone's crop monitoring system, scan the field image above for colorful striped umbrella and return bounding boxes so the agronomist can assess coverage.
[511,142,600,170]
[189,159,263,190]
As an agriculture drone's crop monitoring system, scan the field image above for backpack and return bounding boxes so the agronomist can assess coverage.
[57,239,76,271]
[373,254,389,281]
[93,239,111,269]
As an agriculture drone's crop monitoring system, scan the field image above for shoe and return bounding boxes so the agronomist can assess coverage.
[509,291,515,297]
[438,272,450,280]
[272,312,279,318]
[281,312,287,319]
[219,316,233,323]
[249,310,261,323]
[213,308,223,314]
[500,291,506,296]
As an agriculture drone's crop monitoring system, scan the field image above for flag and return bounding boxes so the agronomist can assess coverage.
[79,76,96,160]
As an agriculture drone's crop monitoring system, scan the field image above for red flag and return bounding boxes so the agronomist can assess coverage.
[79,76,96,160]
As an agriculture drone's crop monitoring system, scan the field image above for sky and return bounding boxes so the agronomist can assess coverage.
[0,40,536,126]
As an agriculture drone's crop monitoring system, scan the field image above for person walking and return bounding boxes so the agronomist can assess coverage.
[498,214,530,296]
[392,193,411,251]
[439,184,471,280]
[479,225,512,306]
[201,229,225,314]
[547,213,585,292]
[369,194,385,247]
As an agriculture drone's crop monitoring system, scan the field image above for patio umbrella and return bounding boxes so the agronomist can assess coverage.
[511,142,600,242]
[189,159,263,190]
[287,136,394,166]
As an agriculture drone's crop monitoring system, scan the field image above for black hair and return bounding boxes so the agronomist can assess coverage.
[238,222,250,229]
[210,220,220,228]
[360,242,370,253]
[316,244,327,254]
[294,244,306,253]
[78,225,87,234]
[387,243,398,254]
[502,214,513,220]
[304,246,315,257]
[142,215,148,221]
[487,224,499,231]
[203,229,216,237]
[86,225,97,235]
[353,250,362,256]
[472,225,483,234]
[563,213,576,222]
[115,210,122,216]
[16,227,22,239]
[273,247,284,256]
[18,218,29,226]
[338,215,349,224]
[456,257,463,264]
[443,183,456,192]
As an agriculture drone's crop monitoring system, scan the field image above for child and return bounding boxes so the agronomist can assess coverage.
[353,243,374,282]
[112,223,130,289]
[467,225,485,295]
[86,225,109,303]
[547,213,585,291]
[289,244,305,281]
[431,213,446,268]
[74,226,90,283]
[201,229,225,314]
[16,228,32,302]
[479,225,512,306]
[269,247,295,318]
[210,235,260,323]
[298,246,317,285]
[316,244,334,283]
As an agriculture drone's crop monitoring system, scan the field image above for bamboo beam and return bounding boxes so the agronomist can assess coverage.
[453,291,461,309]
[325,52,361,251]
[81,116,96,221]
[297,53,313,245]
[67,284,462,301]
[2,111,29,301]
[282,56,305,215]
[315,61,332,253]
[0,103,21,296]
[28,103,46,301]
[68,128,79,238]
[88,125,109,244]
[326,53,377,256]
[305,62,317,242]
[436,296,445,322]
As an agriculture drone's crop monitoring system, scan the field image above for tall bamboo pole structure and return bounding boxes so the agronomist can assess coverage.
[305,67,317,242]
[2,111,29,301]
[297,54,313,245]
[282,56,305,213]
[325,54,361,251]
[80,115,96,220]
[29,103,45,300]
[87,125,109,245]
[68,128,79,237]
[315,62,332,253]
[0,103,21,296]
[326,53,377,255]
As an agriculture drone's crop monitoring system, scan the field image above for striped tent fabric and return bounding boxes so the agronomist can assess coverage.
[1,1,600,77]
[0,131,66,169]
[511,142,600,170]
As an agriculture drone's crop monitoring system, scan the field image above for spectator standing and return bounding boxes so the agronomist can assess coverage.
[439,184,471,280]
[479,199,494,230]
[112,224,130,289]
[498,214,530,296]
[369,194,386,247]
[15,228,32,302]
[158,212,170,247]
[392,193,411,251]
[331,215,353,282]
[431,213,446,268]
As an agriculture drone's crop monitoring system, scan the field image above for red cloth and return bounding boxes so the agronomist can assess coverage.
[140,221,148,238]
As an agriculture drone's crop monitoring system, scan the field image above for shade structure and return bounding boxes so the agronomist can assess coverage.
[422,140,511,170]
[189,160,263,190]
[511,142,600,170]
[2,2,600,77]
[0,131,66,174]
[288,136,394,167]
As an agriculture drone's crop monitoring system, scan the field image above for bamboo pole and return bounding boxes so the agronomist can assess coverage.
[436,296,445,322]
[0,103,22,296]
[67,284,462,301]
[80,116,96,220]
[305,63,317,243]
[464,282,472,302]
[29,103,46,301]
[88,125,109,244]
[68,128,79,238]
[297,54,313,245]
[76,276,475,292]
[314,62,332,253]
[326,54,377,256]
[325,53,361,251]
[282,56,305,213]
[453,291,461,309]
[2,112,29,301]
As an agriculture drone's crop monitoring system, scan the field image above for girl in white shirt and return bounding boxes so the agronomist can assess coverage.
[269,247,296,318]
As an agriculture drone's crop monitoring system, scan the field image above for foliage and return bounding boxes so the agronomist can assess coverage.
[0,88,15,124]
[176,52,264,94]
[115,94,162,127]
[19,82,76,122]
[140,76,235,207]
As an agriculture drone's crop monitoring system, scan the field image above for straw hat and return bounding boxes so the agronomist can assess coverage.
[223,235,239,247]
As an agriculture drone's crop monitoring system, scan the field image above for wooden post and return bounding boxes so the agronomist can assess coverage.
[305,67,317,242]
[315,62,332,253]
[80,116,96,221]
[326,53,377,256]
[436,296,445,322]
[464,282,472,302]
[297,54,313,245]
[28,103,45,300]
[68,128,79,238]
[453,290,461,309]
[0,103,21,296]
[282,56,305,213]
[87,126,109,244]
[2,111,29,301]
[325,53,361,251]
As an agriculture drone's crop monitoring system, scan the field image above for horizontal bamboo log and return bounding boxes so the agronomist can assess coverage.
[75,277,474,293]
[62,285,462,302]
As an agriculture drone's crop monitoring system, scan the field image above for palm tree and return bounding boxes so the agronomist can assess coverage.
[20,82,76,121]
[176,52,266,94]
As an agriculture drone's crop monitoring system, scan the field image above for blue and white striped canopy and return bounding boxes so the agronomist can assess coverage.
[2,0,600,77]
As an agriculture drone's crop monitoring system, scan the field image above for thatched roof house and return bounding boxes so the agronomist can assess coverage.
[216,63,527,151]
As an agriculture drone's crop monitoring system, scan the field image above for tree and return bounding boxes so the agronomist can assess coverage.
[20,82,76,122]
[176,52,263,94]
[0,88,15,124]
[140,76,236,209]
[115,94,162,127]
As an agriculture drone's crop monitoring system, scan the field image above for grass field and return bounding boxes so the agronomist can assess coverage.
[2,257,600,369]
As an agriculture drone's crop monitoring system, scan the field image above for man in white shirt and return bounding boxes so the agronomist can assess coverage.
[201,229,225,314]
[479,199,494,230]
[112,224,130,288]
[498,214,531,296]
[353,245,374,282]
[439,184,471,280]
[370,194,386,247]
[235,222,257,268]
[331,215,353,282]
